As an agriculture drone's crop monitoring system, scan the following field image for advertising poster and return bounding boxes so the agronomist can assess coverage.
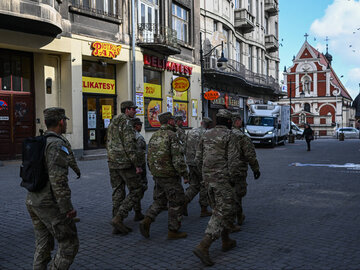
[144,83,162,99]
[191,99,198,117]
[147,100,161,128]
[104,118,111,128]
[136,92,144,115]
[174,102,188,127]
[88,111,96,129]
[167,96,173,113]
[102,105,112,119]
[173,89,188,101]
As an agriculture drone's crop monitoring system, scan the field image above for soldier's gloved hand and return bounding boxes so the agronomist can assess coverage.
[254,170,261,180]
[66,209,77,219]
[76,172,81,179]
[183,178,189,184]
[136,167,143,174]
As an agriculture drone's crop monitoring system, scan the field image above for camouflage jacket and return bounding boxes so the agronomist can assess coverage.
[176,126,186,153]
[195,125,239,183]
[26,131,74,214]
[135,130,146,168]
[106,114,140,169]
[147,124,188,178]
[231,127,260,174]
[61,135,80,176]
[185,127,205,166]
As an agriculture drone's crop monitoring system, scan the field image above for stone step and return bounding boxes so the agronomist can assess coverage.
[80,149,107,161]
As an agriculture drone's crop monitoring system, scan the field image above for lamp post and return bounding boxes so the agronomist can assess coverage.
[200,32,228,117]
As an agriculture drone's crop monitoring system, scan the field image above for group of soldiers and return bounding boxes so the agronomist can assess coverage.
[25,100,260,269]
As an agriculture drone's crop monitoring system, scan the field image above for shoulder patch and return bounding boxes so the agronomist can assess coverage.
[60,145,70,155]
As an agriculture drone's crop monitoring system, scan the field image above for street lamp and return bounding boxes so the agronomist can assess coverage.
[200,32,228,117]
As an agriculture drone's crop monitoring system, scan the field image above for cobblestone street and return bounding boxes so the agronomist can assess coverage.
[1,139,360,269]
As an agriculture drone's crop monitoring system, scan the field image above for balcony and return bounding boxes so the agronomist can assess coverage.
[0,0,62,37]
[265,0,279,16]
[137,23,181,56]
[234,9,255,34]
[265,34,279,52]
[203,56,281,96]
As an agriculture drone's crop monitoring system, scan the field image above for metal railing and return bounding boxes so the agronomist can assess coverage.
[203,56,280,93]
[70,4,119,18]
[137,23,179,49]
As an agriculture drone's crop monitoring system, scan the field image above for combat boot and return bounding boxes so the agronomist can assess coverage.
[200,206,212,217]
[134,211,144,222]
[229,223,241,233]
[193,234,215,266]
[237,213,245,225]
[167,230,187,240]
[73,217,80,223]
[111,215,129,235]
[139,216,152,238]
[221,229,236,252]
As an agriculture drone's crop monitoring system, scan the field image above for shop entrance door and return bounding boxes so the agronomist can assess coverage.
[83,95,116,150]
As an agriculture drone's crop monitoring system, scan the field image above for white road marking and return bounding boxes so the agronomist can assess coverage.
[290,162,360,171]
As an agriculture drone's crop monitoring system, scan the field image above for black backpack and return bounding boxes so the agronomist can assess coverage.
[20,134,57,192]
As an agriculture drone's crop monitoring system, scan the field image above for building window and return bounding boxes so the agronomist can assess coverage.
[275,21,278,38]
[257,48,260,74]
[213,20,218,32]
[256,0,259,23]
[144,69,162,129]
[248,0,253,13]
[0,51,32,93]
[72,0,118,16]
[304,103,311,113]
[235,0,240,9]
[223,28,230,58]
[265,17,269,34]
[248,45,253,71]
[172,3,189,43]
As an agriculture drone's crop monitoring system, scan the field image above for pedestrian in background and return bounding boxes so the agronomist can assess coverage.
[26,107,79,269]
[106,100,143,235]
[302,124,314,151]
[131,117,148,222]
[140,112,189,240]
[193,109,239,266]
[183,117,213,217]
[231,113,261,227]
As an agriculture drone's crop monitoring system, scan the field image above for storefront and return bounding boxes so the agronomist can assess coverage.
[0,49,34,159]
[82,60,116,150]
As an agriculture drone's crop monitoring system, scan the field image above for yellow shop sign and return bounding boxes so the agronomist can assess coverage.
[144,83,162,98]
[172,77,190,92]
[82,77,116,95]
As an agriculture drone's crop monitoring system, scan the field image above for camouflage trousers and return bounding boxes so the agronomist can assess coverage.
[145,176,185,231]
[109,168,143,220]
[233,172,248,216]
[133,169,148,212]
[26,205,79,270]
[204,180,235,239]
[184,165,209,207]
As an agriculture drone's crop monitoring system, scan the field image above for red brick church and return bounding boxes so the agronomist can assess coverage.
[279,36,355,136]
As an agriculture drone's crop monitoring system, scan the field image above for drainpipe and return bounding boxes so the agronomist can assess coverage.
[131,0,136,102]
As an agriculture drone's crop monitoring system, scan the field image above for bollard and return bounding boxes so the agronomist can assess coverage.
[288,134,295,143]
[339,133,345,141]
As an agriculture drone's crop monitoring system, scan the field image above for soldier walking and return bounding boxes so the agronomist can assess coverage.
[139,112,189,240]
[26,107,79,269]
[183,117,212,217]
[131,117,148,221]
[193,109,239,266]
[174,114,186,150]
[231,113,261,226]
[106,100,143,235]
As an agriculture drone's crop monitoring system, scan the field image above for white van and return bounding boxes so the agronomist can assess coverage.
[290,122,304,139]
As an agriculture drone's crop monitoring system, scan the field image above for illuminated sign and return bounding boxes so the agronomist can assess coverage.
[143,54,193,76]
[172,77,190,92]
[204,90,220,101]
[91,42,121,59]
[82,77,116,95]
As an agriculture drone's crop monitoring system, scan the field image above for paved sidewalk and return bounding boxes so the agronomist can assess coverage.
[1,139,360,269]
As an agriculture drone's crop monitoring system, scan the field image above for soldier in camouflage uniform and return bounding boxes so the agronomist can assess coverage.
[26,107,79,270]
[131,117,148,221]
[193,109,240,266]
[183,117,212,217]
[174,114,186,152]
[106,100,143,235]
[61,135,81,179]
[140,112,189,240]
[231,113,261,225]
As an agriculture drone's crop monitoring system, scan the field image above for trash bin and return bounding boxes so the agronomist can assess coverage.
[339,133,345,141]
[288,134,295,143]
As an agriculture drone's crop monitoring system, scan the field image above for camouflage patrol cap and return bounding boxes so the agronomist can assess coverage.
[121,100,138,110]
[158,112,174,124]
[232,112,242,121]
[202,117,213,124]
[216,109,232,119]
[174,114,184,122]
[43,107,69,122]
[131,117,143,126]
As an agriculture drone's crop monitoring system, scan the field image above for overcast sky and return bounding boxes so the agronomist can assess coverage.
[279,0,360,99]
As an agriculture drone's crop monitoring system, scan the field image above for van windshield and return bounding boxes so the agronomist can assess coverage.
[248,116,275,126]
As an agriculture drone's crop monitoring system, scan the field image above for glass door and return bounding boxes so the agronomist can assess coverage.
[83,95,116,150]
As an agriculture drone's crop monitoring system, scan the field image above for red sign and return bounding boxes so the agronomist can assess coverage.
[204,90,220,101]
[143,54,193,76]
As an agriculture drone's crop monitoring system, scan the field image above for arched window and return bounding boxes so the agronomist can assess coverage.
[302,75,312,94]
[304,103,311,113]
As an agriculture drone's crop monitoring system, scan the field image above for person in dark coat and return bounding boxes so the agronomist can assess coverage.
[302,124,314,151]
